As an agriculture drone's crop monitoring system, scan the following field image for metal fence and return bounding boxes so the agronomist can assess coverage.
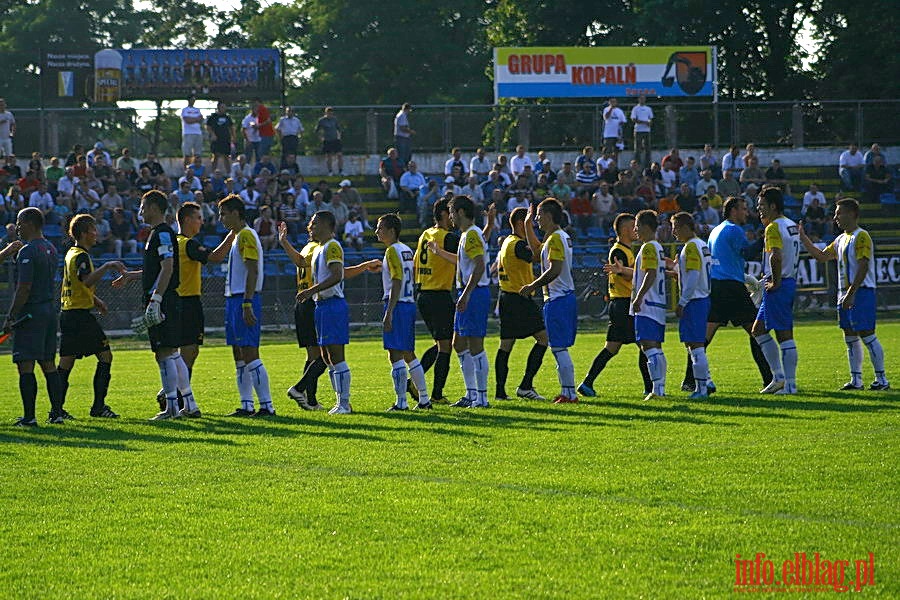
[8,100,900,160]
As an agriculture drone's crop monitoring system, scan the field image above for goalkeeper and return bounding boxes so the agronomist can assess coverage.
[114,190,194,420]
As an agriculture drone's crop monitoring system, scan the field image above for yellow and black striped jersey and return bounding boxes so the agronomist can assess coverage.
[414,226,459,291]
[498,234,535,293]
[61,245,95,310]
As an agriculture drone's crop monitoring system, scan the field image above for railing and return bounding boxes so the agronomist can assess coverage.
[8,100,899,159]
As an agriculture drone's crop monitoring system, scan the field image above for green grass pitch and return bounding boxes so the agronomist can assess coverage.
[0,321,897,598]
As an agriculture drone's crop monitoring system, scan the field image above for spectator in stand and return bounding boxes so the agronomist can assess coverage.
[602,98,626,159]
[417,180,440,227]
[538,157,556,184]
[210,169,226,196]
[253,98,275,158]
[549,174,572,200]
[28,153,44,180]
[592,181,617,230]
[330,190,350,231]
[614,170,637,209]
[444,147,466,178]
[57,167,78,203]
[660,159,678,195]
[207,101,236,173]
[506,188,530,216]
[134,167,155,193]
[864,155,892,203]
[0,98,16,157]
[180,95,204,166]
[479,170,506,200]
[46,157,64,192]
[305,190,332,220]
[718,169,741,199]
[575,161,601,195]
[721,145,745,178]
[343,211,365,250]
[337,180,368,228]
[93,208,113,253]
[279,192,301,234]
[630,94,653,168]
[51,194,71,226]
[100,184,123,211]
[461,175,485,206]
[18,170,41,196]
[29,182,54,220]
[575,146,597,175]
[741,143,757,166]
[171,180,194,207]
[399,159,426,204]
[3,155,22,184]
[393,102,415,166]
[280,153,300,176]
[701,185,724,212]
[110,208,136,257]
[442,175,462,197]
[275,106,303,159]
[253,204,277,250]
[533,173,551,202]
[801,193,827,237]
[741,183,760,207]
[509,145,533,177]
[0,223,16,247]
[380,147,406,204]
[83,169,104,196]
[570,188,593,235]
[239,180,261,221]
[73,179,99,212]
[189,154,207,179]
[178,167,201,191]
[253,154,277,177]
[802,183,826,212]
[315,106,343,176]
[116,148,136,181]
[661,148,684,171]
[765,158,790,195]
[314,179,333,204]
[739,156,766,189]
[92,156,114,192]
[64,144,84,167]
[645,162,663,191]
[596,150,615,180]
[675,183,697,214]
[519,164,537,188]
[5,184,26,214]
[241,105,262,163]
[863,143,884,166]
[634,176,658,210]
[230,153,252,182]
[679,156,699,191]
[139,152,166,184]
[112,169,132,194]
[470,147,491,182]
[694,195,720,227]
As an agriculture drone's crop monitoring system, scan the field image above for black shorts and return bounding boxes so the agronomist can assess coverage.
[322,139,342,154]
[210,140,230,155]
[294,298,318,348]
[281,135,299,156]
[59,309,109,358]
[417,289,454,341]
[708,279,757,327]
[12,302,58,364]
[148,293,182,353]
[606,297,637,344]
[179,295,205,347]
[498,290,545,339]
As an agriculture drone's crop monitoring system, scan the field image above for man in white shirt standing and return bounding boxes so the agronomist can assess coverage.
[602,98,626,161]
[0,98,14,158]
[838,143,865,191]
[393,102,415,166]
[509,145,533,178]
[275,106,303,159]
[630,95,654,169]
[180,94,204,167]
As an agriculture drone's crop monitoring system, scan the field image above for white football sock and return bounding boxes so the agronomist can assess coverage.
[643,347,667,396]
[457,350,475,401]
[471,350,489,406]
[552,347,577,399]
[247,359,273,412]
[174,354,198,411]
[407,359,430,404]
[333,361,351,408]
[158,354,180,412]
[780,340,798,390]
[690,346,710,395]
[391,359,408,408]
[861,334,887,383]
[845,335,863,386]
[235,360,254,411]
[754,333,784,381]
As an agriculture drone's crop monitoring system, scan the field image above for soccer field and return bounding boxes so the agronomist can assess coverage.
[1,321,897,598]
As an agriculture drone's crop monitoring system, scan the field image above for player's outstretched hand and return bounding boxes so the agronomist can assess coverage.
[105,261,126,275]
[366,259,382,272]
[603,257,624,275]
[277,221,288,244]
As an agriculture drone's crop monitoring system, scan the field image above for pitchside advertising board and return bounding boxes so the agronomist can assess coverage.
[93,48,281,103]
[493,46,715,100]
[746,255,900,289]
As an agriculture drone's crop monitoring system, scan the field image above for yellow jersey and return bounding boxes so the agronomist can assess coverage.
[414,226,459,291]
[177,234,210,297]
[498,233,535,293]
[607,241,635,299]
[296,241,319,291]
[61,245,95,310]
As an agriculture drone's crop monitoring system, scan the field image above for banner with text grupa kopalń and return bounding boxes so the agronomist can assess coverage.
[493,46,714,99]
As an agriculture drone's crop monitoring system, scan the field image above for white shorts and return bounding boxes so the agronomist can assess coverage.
[182,134,203,158]
[0,138,12,157]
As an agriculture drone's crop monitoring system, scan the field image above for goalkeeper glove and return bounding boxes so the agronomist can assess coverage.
[145,293,165,327]
[131,314,149,335]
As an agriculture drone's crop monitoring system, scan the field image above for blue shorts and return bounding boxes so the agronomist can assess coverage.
[543,292,577,348]
[635,315,665,343]
[225,295,261,347]
[383,301,416,352]
[315,297,350,346]
[454,286,490,338]
[679,297,711,344]
[838,287,876,332]
[756,277,796,331]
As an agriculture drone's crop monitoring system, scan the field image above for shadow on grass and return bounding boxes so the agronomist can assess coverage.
[686,393,900,413]
[496,401,731,426]
[0,420,240,451]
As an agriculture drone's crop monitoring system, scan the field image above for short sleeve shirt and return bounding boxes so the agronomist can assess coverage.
[17,238,58,306]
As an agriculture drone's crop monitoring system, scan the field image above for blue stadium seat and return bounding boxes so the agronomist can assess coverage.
[283,262,297,275]
[264,262,281,276]
[44,224,63,238]
[880,193,898,204]
[587,227,605,239]
[202,235,222,248]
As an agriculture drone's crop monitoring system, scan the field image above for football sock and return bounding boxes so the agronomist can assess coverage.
[45,370,64,413]
[638,351,652,394]
[690,347,710,395]
[552,347,577,399]
[754,333,784,381]
[682,349,695,388]
[294,359,312,391]
[584,348,614,388]
[408,359,430,404]
[494,348,510,396]
[779,340,798,389]
[519,343,547,391]
[643,347,667,396]
[235,360,254,412]
[158,354,180,412]
[861,334,887,383]
[19,372,37,421]
[92,361,112,411]
[57,366,71,405]
[433,352,451,398]
[420,345,438,372]
[174,355,197,412]
[391,360,409,408]
[247,359,273,412]
[472,350,489,406]
[303,358,327,404]
[750,335,774,385]
[457,350,475,402]
[845,335,864,387]
[332,361,351,408]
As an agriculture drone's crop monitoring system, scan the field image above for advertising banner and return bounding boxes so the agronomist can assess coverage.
[494,46,714,100]
[42,51,95,106]
[93,48,281,103]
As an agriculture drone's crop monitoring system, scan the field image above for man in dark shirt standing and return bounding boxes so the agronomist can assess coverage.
[206,101,236,174]
[4,207,65,426]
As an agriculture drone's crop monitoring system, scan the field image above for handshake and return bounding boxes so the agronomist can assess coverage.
[131,293,166,334]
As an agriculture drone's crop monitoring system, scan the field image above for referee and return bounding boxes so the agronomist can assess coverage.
[578,213,652,397]
[4,207,66,426]
[680,196,772,391]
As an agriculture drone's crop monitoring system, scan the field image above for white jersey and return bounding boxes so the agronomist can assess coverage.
[826,228,876,293]
[313,238,344,300]
[678,237,711,303]
[456,225,490,289]
[540,228,574,300]
[225,227,264,297]
[382,242,415,303]
[631,240,667,325]
[181,106,203,135]
[763,216,800,279]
